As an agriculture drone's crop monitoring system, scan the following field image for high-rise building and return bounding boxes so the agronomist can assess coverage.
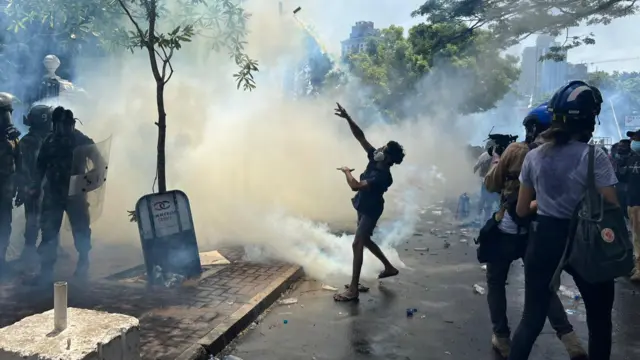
[518,35,571,101]
[341,21,380,58]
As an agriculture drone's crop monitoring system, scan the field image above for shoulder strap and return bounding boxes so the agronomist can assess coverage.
[587,145,595,191]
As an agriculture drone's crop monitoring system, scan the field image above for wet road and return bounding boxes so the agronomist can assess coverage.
[225,217,640,360]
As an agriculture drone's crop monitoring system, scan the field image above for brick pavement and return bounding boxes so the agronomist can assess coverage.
[0,247,300,360]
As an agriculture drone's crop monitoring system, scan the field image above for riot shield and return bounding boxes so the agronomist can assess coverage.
[67,136,112,224]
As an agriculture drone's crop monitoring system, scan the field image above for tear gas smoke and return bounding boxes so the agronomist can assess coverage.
[6,0,493,281]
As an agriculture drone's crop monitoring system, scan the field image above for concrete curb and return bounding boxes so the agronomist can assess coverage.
[175,265,304,360]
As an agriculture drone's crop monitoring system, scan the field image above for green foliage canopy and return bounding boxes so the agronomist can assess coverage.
[411,0,638,61]
[3,0,258,90]
[344,23,520,118]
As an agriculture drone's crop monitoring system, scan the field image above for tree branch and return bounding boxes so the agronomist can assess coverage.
[116,0,145,41]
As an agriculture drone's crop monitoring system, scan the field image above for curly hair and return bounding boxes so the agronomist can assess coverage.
[385,140,405,165]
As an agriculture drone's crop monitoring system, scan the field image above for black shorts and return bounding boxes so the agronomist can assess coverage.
[356,212,380,238]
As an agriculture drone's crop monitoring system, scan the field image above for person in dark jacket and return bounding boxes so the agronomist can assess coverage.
[623,130,640,281]
[17,105,53,262]
[333,103,403,302]
[0,92,22,280]
[29,107,103,285]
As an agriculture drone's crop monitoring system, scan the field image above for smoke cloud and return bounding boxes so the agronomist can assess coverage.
[6,0,499,281]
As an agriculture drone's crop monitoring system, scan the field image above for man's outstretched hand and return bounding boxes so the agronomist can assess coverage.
[337,166,354,173]
[334,102,350,120]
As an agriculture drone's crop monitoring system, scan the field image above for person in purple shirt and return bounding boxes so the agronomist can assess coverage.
[509,81,619,360]
[333,103,404,302]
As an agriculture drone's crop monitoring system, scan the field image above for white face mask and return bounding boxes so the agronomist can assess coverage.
[373,150,385,162]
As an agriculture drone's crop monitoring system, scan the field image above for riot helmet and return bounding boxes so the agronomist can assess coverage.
[24,104,53,131]
[0,92,15,129]
[523,102,552,143]
[51,106,76,136]
[546,80,602,144]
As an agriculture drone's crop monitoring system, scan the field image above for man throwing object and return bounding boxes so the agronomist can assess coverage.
[334,103,404,302]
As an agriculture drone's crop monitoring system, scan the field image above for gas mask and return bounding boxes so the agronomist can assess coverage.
[0,107,13,129]
[373,148,386,162]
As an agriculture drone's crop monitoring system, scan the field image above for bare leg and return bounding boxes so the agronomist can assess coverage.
[364,239,398,276]
[334,235,365,301]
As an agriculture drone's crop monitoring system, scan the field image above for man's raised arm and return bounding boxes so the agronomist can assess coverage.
[334,103,374,153]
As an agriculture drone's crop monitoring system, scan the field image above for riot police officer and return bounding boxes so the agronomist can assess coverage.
[17,105,52,262]
[0,92,22,279]
[31,106,98,284]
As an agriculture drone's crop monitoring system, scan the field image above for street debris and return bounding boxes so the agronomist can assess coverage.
[473,284,486,295]
[443,241,451,249]
[559,285,581,301]
[152,265,185,288]
[283,320,289,324]
[222,356,244,360]
[278,297,298,305]
[321,284,338,291]
[414,247,428,251]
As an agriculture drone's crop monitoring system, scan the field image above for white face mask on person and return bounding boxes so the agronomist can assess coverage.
[373,149,385,162]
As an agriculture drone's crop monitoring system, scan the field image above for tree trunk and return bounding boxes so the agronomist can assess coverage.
[156,81,167,193]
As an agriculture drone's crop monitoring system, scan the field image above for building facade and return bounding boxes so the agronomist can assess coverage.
[518,35,581,101]
[340,21,380,58]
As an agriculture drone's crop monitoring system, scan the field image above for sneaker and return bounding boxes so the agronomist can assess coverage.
[491,334,511,358]
[560,331,588,360]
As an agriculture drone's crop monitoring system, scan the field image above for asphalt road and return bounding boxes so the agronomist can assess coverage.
[223,214,640,360]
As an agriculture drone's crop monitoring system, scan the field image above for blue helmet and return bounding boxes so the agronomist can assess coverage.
[523,102,552,130]
[547,80,602,120]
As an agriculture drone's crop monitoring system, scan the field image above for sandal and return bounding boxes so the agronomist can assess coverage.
[333,292,359,302]
[378,268,399,279]
[344,283,370,292]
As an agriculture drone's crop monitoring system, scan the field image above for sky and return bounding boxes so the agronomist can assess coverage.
[285,0,640,73]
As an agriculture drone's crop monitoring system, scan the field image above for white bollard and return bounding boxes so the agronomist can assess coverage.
[53,281,68,331]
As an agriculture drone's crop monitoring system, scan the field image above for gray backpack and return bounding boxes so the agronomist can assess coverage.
[551,145,634,289]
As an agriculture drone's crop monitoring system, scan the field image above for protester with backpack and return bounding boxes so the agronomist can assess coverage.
[508,81,629,360]
[482,103,586,359]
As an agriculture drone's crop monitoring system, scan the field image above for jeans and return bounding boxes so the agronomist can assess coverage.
[486,231,574,338]
[479,182,499,221]
[628,206,640,259]
[508,215,615,360]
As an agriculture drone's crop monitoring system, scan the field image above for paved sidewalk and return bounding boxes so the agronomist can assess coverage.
[0,248,302,360]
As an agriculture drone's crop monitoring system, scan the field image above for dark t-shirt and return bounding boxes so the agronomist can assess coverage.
[351,148,393,218]
[623,152,640,206]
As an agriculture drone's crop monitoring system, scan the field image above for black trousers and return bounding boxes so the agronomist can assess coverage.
[486,232,574,338]
[23,193,42,247]
[38,194,91,268]
[0,195,12,263]
[508,215,615,360]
